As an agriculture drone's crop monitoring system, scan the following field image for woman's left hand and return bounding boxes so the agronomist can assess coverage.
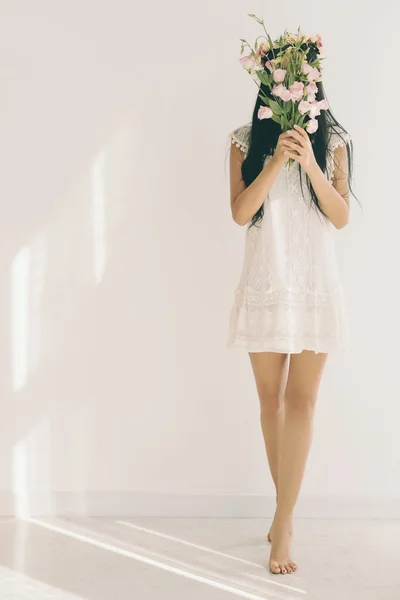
[282,124,318,174]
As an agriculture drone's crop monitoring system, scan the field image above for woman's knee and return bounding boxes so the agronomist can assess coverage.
[259,388,282,416]
[284,385,316,414]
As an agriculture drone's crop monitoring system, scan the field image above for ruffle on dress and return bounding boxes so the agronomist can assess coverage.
[226,287,350,354]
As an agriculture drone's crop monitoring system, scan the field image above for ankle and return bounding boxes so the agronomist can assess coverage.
[274,508,293,523]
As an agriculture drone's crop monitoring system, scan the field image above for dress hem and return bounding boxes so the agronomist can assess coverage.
[226,336,350,354]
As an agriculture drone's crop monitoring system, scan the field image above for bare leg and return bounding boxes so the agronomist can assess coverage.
[269,350,328,575]
[248,352,289,538]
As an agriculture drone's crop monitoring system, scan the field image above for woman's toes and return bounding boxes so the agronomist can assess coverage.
[269,519,295,575]
[269,561,281,574]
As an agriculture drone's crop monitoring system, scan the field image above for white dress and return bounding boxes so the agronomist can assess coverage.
[226,122,351,354]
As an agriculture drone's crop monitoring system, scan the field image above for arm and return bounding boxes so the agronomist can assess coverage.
[283,125,350,229]
[229,134,287,227]
[306,143,350,229]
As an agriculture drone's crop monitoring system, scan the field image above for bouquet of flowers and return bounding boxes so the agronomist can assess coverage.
[239,14,328,136]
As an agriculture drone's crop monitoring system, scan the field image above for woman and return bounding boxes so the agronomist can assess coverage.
[227,34,355,575]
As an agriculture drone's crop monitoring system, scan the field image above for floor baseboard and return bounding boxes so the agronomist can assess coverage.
[2,491,399,518]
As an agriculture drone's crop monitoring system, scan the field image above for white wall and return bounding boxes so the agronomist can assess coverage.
[0,0,399,517]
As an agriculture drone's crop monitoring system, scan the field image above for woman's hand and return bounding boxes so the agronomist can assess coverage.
[270,131,293,167]
[281,124,318,174]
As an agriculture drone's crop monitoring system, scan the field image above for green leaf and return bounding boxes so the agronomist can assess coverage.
[248,13,263,24]
[294,111,303,125]
[269,99,283,115]
[282,100,292,115]
[265,31,276,57]
[256,70,269,86]
[258,92,270,105]
[262,71,272,86]
[271,114,281,125]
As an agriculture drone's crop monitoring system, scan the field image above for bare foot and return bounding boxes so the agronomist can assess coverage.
[269,518,297,575]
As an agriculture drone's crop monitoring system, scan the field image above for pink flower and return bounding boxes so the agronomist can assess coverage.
[306,82,318,95]
[272,83,291,102]
[307,67,321,82]
[298,100,311,115]
[302,63,313,75]
[289,81,305,102]
[258,106,273,120]
[273,68,287,83]
[265,60,274,72]
[309,101,321,118]
[280,87,291,101]
[272,83,284,97]
[307,93,316,103]
[306,119,319,134]
[240,55,255,71]
[308,34,323,48]
[309,99,329,118]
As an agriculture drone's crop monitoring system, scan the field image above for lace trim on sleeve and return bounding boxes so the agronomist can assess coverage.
[326,129,351,184]
[229,124,251,158]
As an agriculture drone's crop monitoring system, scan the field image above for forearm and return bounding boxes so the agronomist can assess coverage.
[307,161,349,229]
[232,156,283,226]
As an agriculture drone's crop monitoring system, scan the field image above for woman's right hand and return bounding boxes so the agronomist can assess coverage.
[271,131,293,167]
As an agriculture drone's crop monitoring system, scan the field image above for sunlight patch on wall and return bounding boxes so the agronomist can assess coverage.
[29,233,47,375]
[13,416,53,519]
[11,246,30,392]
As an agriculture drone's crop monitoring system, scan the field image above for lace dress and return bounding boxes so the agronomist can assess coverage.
[226,123,351,354]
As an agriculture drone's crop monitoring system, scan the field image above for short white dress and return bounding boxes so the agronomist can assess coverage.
[226,122,351,354]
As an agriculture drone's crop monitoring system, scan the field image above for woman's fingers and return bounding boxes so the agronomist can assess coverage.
[294,124,308,140]
[281,136,302,148]
[284,129,306,147]
[281,126,313,166]
[280,131,300,142]
[282,140,303,154]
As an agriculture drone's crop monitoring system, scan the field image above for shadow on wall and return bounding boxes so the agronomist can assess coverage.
[7,110,164,518]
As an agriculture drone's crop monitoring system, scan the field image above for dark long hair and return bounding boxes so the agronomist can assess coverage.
[243,45,355,228]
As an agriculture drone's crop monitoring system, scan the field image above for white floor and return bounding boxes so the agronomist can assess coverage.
[0,517,399,600]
